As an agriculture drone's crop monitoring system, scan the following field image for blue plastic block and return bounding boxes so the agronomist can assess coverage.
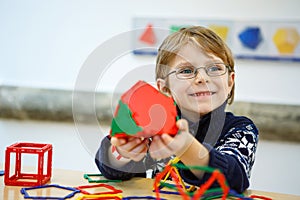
[238,27,263,50]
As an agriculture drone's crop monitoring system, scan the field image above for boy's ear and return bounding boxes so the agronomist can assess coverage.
[228,72,235,89]
[156,78,171,95]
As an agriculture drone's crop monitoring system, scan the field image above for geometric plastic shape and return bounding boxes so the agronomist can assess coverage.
[123,196,166,200]
[238,26,263,50]
[154,158,230,200]
[77,194,123,200]
[83,173,122,183]
[110,80,179,138]
[139,24,156,46]
[273,27,300,54]
[76,183,122,195]
[154,157,272,200]
[4,142,52,186]
[20,184,80,199]
[155,182,195,196]
[209,25,229,42]
[169,25,186,33]
[0,170,4,176]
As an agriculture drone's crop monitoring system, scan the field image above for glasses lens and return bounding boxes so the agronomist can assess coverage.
[176,66,195,79]
[174,63,228,79]
[206,63,227,76]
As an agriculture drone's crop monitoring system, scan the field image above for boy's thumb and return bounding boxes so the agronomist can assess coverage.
[177,119,189,132]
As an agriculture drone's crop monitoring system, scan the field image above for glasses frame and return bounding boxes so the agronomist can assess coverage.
[163,63,232,80]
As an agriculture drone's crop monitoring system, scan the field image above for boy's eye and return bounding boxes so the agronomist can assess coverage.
[178,67,194,74]
[207,65,222,72]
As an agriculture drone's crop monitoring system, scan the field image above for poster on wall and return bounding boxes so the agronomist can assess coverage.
[132,17,300,62]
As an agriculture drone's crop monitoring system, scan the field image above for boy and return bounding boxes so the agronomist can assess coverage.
[95,26,259,193]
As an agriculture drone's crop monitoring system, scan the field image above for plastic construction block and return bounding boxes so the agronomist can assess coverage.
[123,196,166,200]
[139,24,156,46]
[4,142,52,186]
[83,173,122,183]
[20,184,80,199]
[170,25,187,33]
[153,157,230,200]
[0,170,4,176]
[110,80,179,138]
[273,27,300,54]
[76,194,122,200]
[238,27,263,50]
[76,183,122,195]
[209,25,229,42]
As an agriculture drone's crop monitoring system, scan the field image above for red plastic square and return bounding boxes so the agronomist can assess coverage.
[4,142,52,186]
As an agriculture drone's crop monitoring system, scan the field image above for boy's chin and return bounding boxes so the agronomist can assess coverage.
[196,103,215,114]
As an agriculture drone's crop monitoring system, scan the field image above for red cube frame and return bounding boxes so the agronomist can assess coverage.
[4,142,52,186]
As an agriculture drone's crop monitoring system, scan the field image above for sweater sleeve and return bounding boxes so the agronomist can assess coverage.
[94,135,147,180]
[180,123,259,193]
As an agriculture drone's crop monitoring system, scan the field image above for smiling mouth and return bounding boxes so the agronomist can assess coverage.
[189,91,214,97]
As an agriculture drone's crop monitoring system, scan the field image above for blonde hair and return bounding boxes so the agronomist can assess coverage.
[155,26,235,104]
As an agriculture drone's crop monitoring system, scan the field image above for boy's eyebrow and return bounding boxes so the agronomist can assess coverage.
[174,62,193,68]
[175,60,224,68]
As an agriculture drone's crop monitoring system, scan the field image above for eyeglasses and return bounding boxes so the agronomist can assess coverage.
[163,63,231,80]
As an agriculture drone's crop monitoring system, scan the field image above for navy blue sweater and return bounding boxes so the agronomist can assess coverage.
[95,104,259,193]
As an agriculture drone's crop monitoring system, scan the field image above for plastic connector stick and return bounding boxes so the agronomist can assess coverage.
[123,196,166,200]
[20,184,80,199]
[83,173,122,183]
[76,183,122,195]
[76,194,122,200]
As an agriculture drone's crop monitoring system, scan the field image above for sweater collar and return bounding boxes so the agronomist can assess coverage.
[179,100,227,146]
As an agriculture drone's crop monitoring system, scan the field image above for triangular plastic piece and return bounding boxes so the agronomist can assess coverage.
[111,100,143,137]
[139,24,156,45]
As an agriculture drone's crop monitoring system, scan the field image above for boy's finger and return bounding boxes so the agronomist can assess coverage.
[161,133,173,144]
[149,136,173,159]
[111,137,126,146]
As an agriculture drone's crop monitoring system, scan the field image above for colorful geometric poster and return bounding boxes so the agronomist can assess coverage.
[132,17,300,62]
[232,21,300,61]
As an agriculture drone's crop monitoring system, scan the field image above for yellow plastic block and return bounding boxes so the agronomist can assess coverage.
[209,25,229,41]
[273,28,300,54]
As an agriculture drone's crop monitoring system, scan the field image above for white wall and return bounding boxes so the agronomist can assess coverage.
[1,0,300,105]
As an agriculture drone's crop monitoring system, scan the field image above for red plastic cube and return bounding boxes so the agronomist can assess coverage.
[4,142,52,186]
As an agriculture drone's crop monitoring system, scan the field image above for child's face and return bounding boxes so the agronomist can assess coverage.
[163,42,234,121]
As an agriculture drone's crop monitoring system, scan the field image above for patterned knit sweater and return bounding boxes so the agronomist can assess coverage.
[95,103,259,193]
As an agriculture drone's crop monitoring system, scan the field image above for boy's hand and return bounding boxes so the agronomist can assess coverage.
[111,136,149,162]
[148,119,195,160]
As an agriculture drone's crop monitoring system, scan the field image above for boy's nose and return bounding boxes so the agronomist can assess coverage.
[194,68,209,83]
